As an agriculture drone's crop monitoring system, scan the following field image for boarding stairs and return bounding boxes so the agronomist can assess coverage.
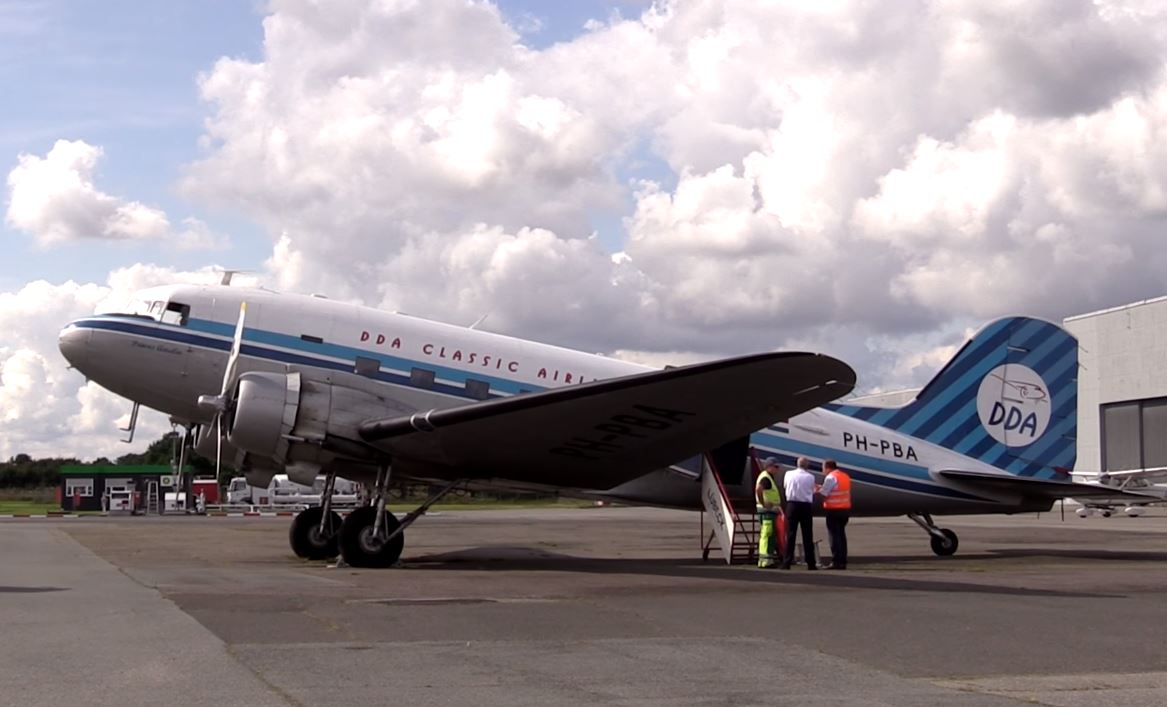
[699,448,769,564]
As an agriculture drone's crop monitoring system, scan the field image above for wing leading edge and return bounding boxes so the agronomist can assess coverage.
[359,352,856,490]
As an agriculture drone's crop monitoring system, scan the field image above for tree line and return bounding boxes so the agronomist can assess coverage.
[1,435,219,489]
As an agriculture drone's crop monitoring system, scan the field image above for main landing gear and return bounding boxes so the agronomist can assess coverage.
[908,512,959,556]
[289,471,343,560]
[288,461,466,568]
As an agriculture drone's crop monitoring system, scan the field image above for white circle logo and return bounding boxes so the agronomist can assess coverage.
[976,364,1051,447]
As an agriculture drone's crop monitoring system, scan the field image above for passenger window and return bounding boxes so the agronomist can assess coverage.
[465,379,490,400]
[354,356,380,377]
[410,368,435,389]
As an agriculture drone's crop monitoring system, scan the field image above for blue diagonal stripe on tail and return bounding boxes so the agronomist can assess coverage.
[826,317,1077,475]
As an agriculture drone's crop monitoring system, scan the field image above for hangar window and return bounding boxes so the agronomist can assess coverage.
[354,356,380,377]
[65,478,94,497]
[1101,397,1167,471]
[410,368,435,389]
[465,378,490,400]
[161,301,191,326]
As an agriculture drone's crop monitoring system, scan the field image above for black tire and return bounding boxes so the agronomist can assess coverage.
[930,528,959,556]
[289,506,341,560]
[339,505,404,568]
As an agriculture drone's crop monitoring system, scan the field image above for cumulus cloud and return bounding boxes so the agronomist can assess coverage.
[5,139,227,249]
[0,267,260,461]
[174,0,1167,396]
[14,0,1167,459]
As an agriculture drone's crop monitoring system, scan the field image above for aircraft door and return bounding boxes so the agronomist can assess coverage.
[707,436,752,489]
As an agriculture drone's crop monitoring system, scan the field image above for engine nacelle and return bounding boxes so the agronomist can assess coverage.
[226,369,401,468]
[228,372,300,463]
[245,468,276,489]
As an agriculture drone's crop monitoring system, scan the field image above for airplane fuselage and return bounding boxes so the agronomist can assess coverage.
[59,284,1042,516]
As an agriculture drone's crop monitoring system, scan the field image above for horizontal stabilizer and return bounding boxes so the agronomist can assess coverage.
[938,469,1162,501]
[359,352,855,490]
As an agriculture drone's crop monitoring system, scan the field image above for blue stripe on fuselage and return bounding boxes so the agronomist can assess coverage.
[79,315,536,398]
[750,431,991,502]
[80,316,993,503]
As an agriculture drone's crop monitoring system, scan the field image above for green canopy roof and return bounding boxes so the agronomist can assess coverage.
[60,465,195,476]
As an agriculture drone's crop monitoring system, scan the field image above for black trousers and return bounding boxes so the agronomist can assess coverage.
[825,509,850,567]
[782,501,816,568]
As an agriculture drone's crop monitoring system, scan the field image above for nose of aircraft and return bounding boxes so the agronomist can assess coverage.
[58,323,91,370]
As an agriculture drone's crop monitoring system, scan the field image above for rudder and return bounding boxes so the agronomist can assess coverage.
[829,317,1077,478]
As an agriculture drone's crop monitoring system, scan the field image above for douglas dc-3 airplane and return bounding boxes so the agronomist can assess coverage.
[57,282,1153,567]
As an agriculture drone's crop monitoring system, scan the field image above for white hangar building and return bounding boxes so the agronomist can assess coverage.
[1064,296,1167,473]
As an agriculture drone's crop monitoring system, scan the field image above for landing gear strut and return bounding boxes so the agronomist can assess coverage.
[289,471,342,560]
[338,465,464,568]
[908,512,959,556]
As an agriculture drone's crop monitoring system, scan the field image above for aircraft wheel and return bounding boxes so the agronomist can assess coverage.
[340,506,404,568]
[930,529,959,556]
[289,506,341,560]
[1100,510,1112,518]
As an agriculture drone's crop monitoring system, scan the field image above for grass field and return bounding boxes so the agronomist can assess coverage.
[0,501,63,515]
[0,488,60,515]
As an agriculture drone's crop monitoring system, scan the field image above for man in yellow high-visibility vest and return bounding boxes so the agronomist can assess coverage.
[818,459,852,569]
[755,458,784,568]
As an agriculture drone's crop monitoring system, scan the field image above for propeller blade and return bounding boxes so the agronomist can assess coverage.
[197,302,249,417]
[220,301,247,397]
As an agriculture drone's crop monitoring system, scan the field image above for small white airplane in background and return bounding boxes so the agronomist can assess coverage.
[58,282,1154,567]
[1069,468,1167,517]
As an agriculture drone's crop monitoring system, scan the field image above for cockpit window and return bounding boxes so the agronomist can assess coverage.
[161,301,191,326]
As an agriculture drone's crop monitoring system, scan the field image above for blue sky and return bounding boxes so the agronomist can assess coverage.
[0,0,653,289]
[0,1,267,288]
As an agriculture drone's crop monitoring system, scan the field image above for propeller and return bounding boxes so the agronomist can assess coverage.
[197,302,247,478]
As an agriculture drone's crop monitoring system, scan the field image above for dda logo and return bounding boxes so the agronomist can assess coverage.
[976,364,1051,447]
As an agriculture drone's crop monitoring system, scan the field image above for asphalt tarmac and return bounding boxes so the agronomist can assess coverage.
[3,506,1167,706]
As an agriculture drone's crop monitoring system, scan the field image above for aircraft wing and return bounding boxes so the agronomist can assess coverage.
[358,352,855,489]
[1091,467,1167,481]
[938,469,1164,500]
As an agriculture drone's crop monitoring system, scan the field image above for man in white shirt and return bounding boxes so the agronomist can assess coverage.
[781,456,818,570]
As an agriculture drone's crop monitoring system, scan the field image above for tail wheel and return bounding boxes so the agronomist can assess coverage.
[930,528,959,556]
[289,506,341,560]
[340,505,404,568]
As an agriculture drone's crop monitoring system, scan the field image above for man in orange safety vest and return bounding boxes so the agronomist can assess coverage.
[818,459,851,569]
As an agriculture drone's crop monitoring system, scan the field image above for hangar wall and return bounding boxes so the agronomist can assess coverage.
[1064,296,1167,472]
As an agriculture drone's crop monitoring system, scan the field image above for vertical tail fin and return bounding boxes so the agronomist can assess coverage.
[830,317,1077,478]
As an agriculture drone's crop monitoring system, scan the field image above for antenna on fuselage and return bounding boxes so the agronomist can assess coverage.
[217,269,252,286]
[468,313,490,330]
